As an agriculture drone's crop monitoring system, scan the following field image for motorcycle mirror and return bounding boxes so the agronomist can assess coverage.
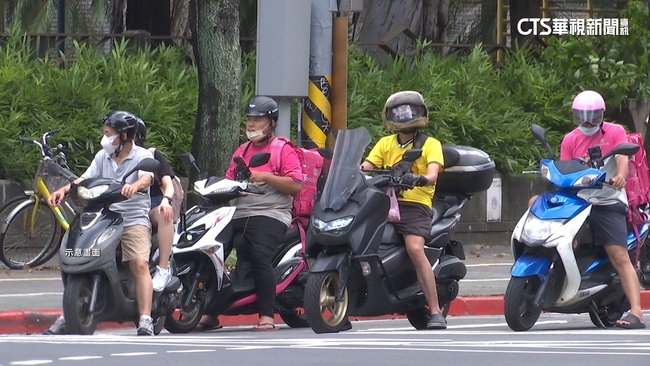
[597,142,640,168]
[530,124,555,159]
[317,147,334,160]
[402,149,423,163]
[181,153,196,167]
[122,158,160,184]
[249,152,271,168]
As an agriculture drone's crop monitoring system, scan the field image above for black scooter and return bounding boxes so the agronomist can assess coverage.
[48,158,181,335]
[303,127,495,333]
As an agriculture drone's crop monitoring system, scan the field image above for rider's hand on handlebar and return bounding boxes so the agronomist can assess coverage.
[121,184,137,199]
[610,175,626,189]
[400,173,428,188]
[48,190,65,207]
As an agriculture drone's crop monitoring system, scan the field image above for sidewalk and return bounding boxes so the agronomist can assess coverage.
[1,245,649,334]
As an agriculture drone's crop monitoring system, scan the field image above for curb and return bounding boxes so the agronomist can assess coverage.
[2,291,649,335]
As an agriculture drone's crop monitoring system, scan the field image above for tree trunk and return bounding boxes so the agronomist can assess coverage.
[508,0,542,48]
[352,0,450,62]
[189,0,241,192]
[170,0,192,55]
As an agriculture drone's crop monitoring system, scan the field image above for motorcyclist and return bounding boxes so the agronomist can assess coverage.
[195,96,303,331]
[44,111,157,335]
[359,90,447,329]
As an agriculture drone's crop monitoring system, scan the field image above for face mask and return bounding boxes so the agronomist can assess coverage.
[246,123,270,142]
[101,134,119,154]
[579,125,600,136]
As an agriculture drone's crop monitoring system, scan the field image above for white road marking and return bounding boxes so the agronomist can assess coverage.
[0,292,62,298]
[461,278,509,282]
[465,263,512,267]
[110,352,157,357]
[10,361,52,365]
[0,278,61,282]
[166,350,215,353]
[58,356,103,361]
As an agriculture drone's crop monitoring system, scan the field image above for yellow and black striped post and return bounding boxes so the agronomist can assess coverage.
[301,75,332,148]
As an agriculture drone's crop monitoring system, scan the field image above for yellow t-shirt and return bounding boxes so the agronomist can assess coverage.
[365,134,444,209]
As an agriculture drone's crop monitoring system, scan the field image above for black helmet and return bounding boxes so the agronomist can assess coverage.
[135,117,146,142]
[103,110,138,141]
[245,96,279,122]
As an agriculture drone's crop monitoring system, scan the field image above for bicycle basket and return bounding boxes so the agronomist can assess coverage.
[34,159,70,192]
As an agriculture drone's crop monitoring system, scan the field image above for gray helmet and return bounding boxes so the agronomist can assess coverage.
[245,96,279,123]
[382,91,429,131]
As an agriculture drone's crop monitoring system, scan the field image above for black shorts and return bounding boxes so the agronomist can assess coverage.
[390,201,433,241]
[589,203,628,247]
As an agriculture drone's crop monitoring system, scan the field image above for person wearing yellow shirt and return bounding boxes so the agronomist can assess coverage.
[360,90,447,330]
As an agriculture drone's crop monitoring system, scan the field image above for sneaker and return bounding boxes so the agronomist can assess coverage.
[43,315,66,335]
[152,265,172,292]
[137,316,154,336]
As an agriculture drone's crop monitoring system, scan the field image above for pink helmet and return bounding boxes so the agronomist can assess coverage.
[572,90,605,126]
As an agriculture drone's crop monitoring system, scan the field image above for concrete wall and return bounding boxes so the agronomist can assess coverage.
[0,174,551,248]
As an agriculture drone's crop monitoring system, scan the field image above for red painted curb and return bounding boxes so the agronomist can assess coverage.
[1,291,648,335]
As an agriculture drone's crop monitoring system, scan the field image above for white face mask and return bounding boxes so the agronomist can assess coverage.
[101,134,119,154]
[579,125,600,136]
[246,123,270,142]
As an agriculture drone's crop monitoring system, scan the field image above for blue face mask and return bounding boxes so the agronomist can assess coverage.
[579,125,600,136]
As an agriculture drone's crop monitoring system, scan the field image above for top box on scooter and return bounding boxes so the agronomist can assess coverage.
[435,145,496,197]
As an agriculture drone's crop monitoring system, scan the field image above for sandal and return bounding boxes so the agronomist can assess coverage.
[427,313,447,330]
[252,322,279,331]
[615,314,646,329]
[193,321,223,332]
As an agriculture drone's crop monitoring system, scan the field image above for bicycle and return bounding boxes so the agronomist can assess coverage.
[0,129,78,269]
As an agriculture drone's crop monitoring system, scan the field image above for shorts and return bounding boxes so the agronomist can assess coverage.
[589,203,627,247]
[390,201,433,241]
[150,195,163,209]
[121,225,152,262]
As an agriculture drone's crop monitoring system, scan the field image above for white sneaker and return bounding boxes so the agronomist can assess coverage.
[152,265,172,292]
[137,315,154,336]
[43,315,65,335]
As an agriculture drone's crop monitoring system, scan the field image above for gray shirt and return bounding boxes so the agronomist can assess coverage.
[577,155,628,207]
[232,182,293,227]
[81,146,154,228]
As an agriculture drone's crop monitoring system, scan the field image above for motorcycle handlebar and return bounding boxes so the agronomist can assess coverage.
[245,185,266,195]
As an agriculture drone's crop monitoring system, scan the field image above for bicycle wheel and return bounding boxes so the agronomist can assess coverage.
[33,198,74,266]
[0,197,62,269]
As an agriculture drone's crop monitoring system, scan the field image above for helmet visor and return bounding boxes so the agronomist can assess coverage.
[573,109,604,127]
[386,104,425,123]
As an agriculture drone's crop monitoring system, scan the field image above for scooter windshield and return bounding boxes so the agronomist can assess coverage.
[320,127,373,211]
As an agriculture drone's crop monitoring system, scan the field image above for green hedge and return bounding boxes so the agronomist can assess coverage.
[1,21,647,181]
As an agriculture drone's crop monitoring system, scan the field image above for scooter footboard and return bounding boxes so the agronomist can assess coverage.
[511,253,552,279]
[434,255,467,281]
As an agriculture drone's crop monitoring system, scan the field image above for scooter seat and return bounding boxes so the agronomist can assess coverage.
[281,221,308,243]
[431,200,449,224]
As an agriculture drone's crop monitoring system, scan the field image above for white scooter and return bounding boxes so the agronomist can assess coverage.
[163,152,308,333]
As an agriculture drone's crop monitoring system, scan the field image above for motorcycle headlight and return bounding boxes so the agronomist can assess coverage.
[573,174,600,187]
[521,214,564,246]
[176,224,207,249]
[312,216,353,234]
[77,185,109,200]
[95,226,118,246]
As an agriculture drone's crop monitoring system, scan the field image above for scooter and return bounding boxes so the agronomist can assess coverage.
[48,158,181,335]
[303,127,495,333]
[163,152,309,333]
[505,124,645,331]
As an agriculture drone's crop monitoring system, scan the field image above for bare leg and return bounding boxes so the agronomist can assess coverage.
[404,234,441,314]
[605,245,644,324]
[129,257,153,317]
[150,209,173,269]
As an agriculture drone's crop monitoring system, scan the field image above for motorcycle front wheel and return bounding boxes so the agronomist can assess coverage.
[304,271,349,334]
[504,276,543,331]
[62,275,99,335]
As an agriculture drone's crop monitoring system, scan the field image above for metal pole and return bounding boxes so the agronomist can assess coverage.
[57,0,65,56]
[276,98,292,139]
[331,10,348,130]
[301,0,334,148]
[496,0,504,62]
[297,98,304,148]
